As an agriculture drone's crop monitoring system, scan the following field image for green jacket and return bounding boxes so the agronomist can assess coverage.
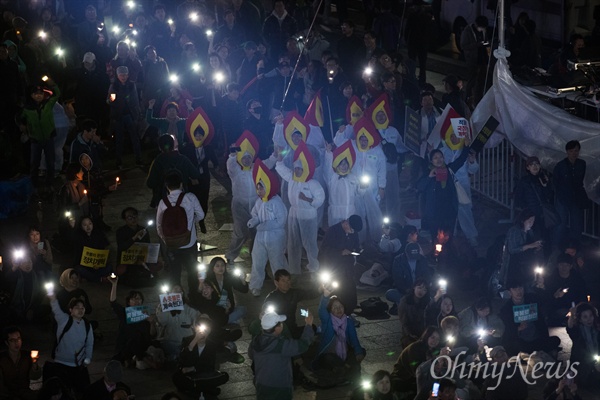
[21,85,60,142]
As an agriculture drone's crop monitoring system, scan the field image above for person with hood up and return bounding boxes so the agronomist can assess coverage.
[225,131,276,264]
[275,141,325,275]
[249,310,314,399]
[247,160,289,297]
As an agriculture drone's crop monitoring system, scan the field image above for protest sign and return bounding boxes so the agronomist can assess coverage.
[470,116,500,153]
[513,303,538,323]
[404,106,421,155]
[159,292,184,312]
[450,118,470,138]
[120,243,160,264]
[80,247,109,269]
[126,305,148,324]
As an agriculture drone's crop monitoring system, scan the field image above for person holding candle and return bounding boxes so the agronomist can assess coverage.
[0,326,42,399]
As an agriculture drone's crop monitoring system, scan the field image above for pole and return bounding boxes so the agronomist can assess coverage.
[498,0,505,50]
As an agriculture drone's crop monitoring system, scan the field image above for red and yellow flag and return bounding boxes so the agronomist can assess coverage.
[283,111,310,150]
[332,139,356,175]
[186,106,215,147]
[353,117,382,151]
[346,95,363,125]
[253,159,280,202]
[366,93,392,130]
[292,141,315,182]
[427,104,465,151]
[235,130,260,170]
[304,90,324,127]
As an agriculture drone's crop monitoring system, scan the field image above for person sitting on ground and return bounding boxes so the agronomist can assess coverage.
[481,346,529,399]
[0,326,42,400]
[541,253,586,327]
[82,359,131,400]
[386,243,431,315]
[108,275,161,369]
[204,257,248,325]
[56,269,92,315]
[37,376,74,400]
[313,287,366,384]
[499,279,561,356]
[73,216,113,282]
[391,326,441,396]
[425,291,457,329]
[172,315,230,400]
[458,297,505,352]
[4,254,48,323]
[155,284,199,362]
[115,206,163,287]
[398,278,430,347]
[249,310,315,400]
[566,302,600,389]
[543,377,583,400]
[415,352,480,400]
[188,280,245,364]
[263,269,320,339]
[363,370,398,400]
[25,226,53,279]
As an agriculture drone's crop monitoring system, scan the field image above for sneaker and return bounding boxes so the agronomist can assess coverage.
[251,288,261,297]
[227,352,245,364]
[224,341,237,353]
[389,303,398,316]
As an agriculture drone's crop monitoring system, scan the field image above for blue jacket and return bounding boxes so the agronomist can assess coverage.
[316,296,365,360]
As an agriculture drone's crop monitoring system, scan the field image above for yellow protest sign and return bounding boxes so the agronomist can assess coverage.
[119,243,160,265]
[80,246,109,269]
[120,244,149,265]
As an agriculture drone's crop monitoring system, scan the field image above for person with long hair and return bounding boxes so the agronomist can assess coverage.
[458,297,504,352]
[391,326,441,396]
[204,257,248,325]
[398,279,430,347]
[73,216,112,282]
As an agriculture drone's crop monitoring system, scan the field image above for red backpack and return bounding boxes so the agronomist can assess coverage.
[161,192,191,248]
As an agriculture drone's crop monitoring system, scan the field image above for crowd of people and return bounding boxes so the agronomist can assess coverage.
[0,0,599,399]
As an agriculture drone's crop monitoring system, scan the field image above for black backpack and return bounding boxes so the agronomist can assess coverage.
[358,297,390,320]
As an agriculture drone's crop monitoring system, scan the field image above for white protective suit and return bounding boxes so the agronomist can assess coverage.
[247,195,289,291]
[354,142,387,244]
[379,126,408,224]
[324,150,361,227]
[225,153,277,261]
[272,123,327,225]
[275,161,325,274]
[440,144,479,242]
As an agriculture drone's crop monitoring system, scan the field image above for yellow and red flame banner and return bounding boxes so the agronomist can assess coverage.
[332,139,356,175]
[440,107,465,150]
[292,141,315,182]
[353,117,382,151]
[366,93,392,130]
[304,90,324,127]
[186,106,215,147]
[283,110,310,150]
[346,95,363,125]
[235,130,259,169]
[253,159,279,201]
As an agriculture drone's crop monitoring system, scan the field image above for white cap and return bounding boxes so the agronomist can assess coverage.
[261,312,286,330]
[82,52,96,63]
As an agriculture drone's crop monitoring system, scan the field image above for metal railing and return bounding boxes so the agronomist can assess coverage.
[471,138,599,239]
